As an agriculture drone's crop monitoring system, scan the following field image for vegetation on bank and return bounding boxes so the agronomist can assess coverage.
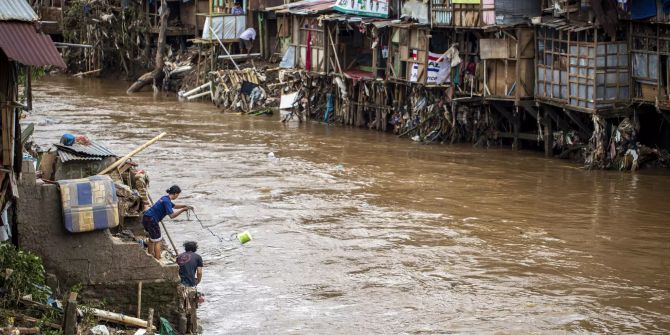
[0,242,62,334]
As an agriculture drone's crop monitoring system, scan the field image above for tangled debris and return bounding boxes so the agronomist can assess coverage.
[62,0,152,78]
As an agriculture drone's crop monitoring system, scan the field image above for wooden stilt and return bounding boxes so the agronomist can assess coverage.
[137,281,143,318]
[543,107,553,157]
[146,308,154,335]
[63,292,78,335]
[513,106,520,150]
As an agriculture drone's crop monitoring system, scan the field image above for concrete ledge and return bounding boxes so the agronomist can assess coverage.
[17,168,178,287]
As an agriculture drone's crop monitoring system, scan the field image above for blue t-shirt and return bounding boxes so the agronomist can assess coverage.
[144,195,174,223]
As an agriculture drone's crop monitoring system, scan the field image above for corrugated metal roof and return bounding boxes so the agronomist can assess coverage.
[0,0,39,22]
[55,141,116,157]
[0,22,66,68]
[248,0,285,11]
[57,150,104,163]
[270,0,336,14]
[321,14,394,27]
[535,17,593,31]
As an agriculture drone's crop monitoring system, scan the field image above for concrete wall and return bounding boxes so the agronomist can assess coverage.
[16,161,181,321]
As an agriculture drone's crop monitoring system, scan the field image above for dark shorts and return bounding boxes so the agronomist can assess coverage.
[142,216,162,242]
[239,38,253,51]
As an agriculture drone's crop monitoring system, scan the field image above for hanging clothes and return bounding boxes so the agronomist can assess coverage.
[482,0,495,25]
[305,31,312,72]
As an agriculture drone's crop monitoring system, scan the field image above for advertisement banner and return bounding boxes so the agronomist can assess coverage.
[333,0,389,18]
[409,51,450,84]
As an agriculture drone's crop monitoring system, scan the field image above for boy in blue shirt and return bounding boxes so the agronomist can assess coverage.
[142,185,192,259]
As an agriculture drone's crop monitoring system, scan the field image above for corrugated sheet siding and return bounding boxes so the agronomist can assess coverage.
[54,141,116,157]
[57,150,105,163]
[495,0,541,25]
[0,22,66,68]
[0,0,39,22]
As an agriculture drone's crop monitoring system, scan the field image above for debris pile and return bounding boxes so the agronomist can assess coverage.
[32,134,151,219]
[584,117,670,170]
[62,0,152,77]
[209,68,272,112]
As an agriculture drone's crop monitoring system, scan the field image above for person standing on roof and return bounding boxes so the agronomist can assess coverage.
[143,185,192,260]
[239,27,256,56]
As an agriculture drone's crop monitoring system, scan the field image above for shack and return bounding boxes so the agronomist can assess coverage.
[0,0,66,242]
[534,18,630,114]
[627,0,670,150]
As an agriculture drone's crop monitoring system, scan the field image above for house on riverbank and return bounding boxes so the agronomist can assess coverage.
[2,0,187,331]
[242,0,669,169]
[0,0,65,243]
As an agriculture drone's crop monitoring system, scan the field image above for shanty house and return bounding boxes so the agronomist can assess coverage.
[534,18,630,113]
[271,0,390,75]
[628,1,670,110]
[0,0,66,241]
[429,0,540,27]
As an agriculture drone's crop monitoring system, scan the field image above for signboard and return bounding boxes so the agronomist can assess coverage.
[333,0,389,18]
[409,51,450,84]
[453,0,480,3]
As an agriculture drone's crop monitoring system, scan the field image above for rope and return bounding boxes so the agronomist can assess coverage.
[188,209,236,243]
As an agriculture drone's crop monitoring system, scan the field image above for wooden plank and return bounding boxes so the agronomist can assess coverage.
[480,39,508,59]
[543,108,553,157]
[498,132,539,141]
[64,292,78,335]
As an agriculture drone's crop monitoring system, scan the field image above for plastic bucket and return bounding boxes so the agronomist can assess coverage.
[237,231,252,244]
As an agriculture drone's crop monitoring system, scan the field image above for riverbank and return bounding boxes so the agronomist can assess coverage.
[24,76,670,333]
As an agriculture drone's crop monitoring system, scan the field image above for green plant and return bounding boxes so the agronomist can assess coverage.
[38,311,64,335]
[79,299,108,329]
[0,243,48,306]
[18,67,47,86]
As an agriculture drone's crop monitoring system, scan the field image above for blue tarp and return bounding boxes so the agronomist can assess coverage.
[631,0,657,19]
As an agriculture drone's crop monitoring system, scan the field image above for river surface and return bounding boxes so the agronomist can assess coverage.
[28,76,670,334]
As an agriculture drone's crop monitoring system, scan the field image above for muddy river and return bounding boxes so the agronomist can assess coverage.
[28,76,670,334]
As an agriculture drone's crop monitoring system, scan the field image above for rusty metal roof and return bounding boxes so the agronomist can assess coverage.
[248,0,286,11]
[269,0,336,14]
[55,141,116,157]
[56,140,116,163]
[57,150,105,163]
[0,21,66,68]
[0,0,39,22]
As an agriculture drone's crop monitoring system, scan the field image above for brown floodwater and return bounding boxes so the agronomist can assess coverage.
[28,76,670,334]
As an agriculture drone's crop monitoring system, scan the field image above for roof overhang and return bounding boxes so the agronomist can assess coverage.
[0,21,66,68]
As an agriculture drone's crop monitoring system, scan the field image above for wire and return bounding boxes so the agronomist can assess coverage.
[189,209,235,243]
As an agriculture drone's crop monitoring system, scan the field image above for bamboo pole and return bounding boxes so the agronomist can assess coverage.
[137,281,143,318]
[98,132,167,175]
[64,292,78,335]
[208,25,240,70]
[327,28,342,74]
[73,68,101,77]
[88,307,155,329]
[0,327,40,334]
[147,308,155,334]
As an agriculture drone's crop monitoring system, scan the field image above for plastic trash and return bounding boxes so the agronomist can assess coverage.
[90,325,110,335]
[60,133,75,146]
